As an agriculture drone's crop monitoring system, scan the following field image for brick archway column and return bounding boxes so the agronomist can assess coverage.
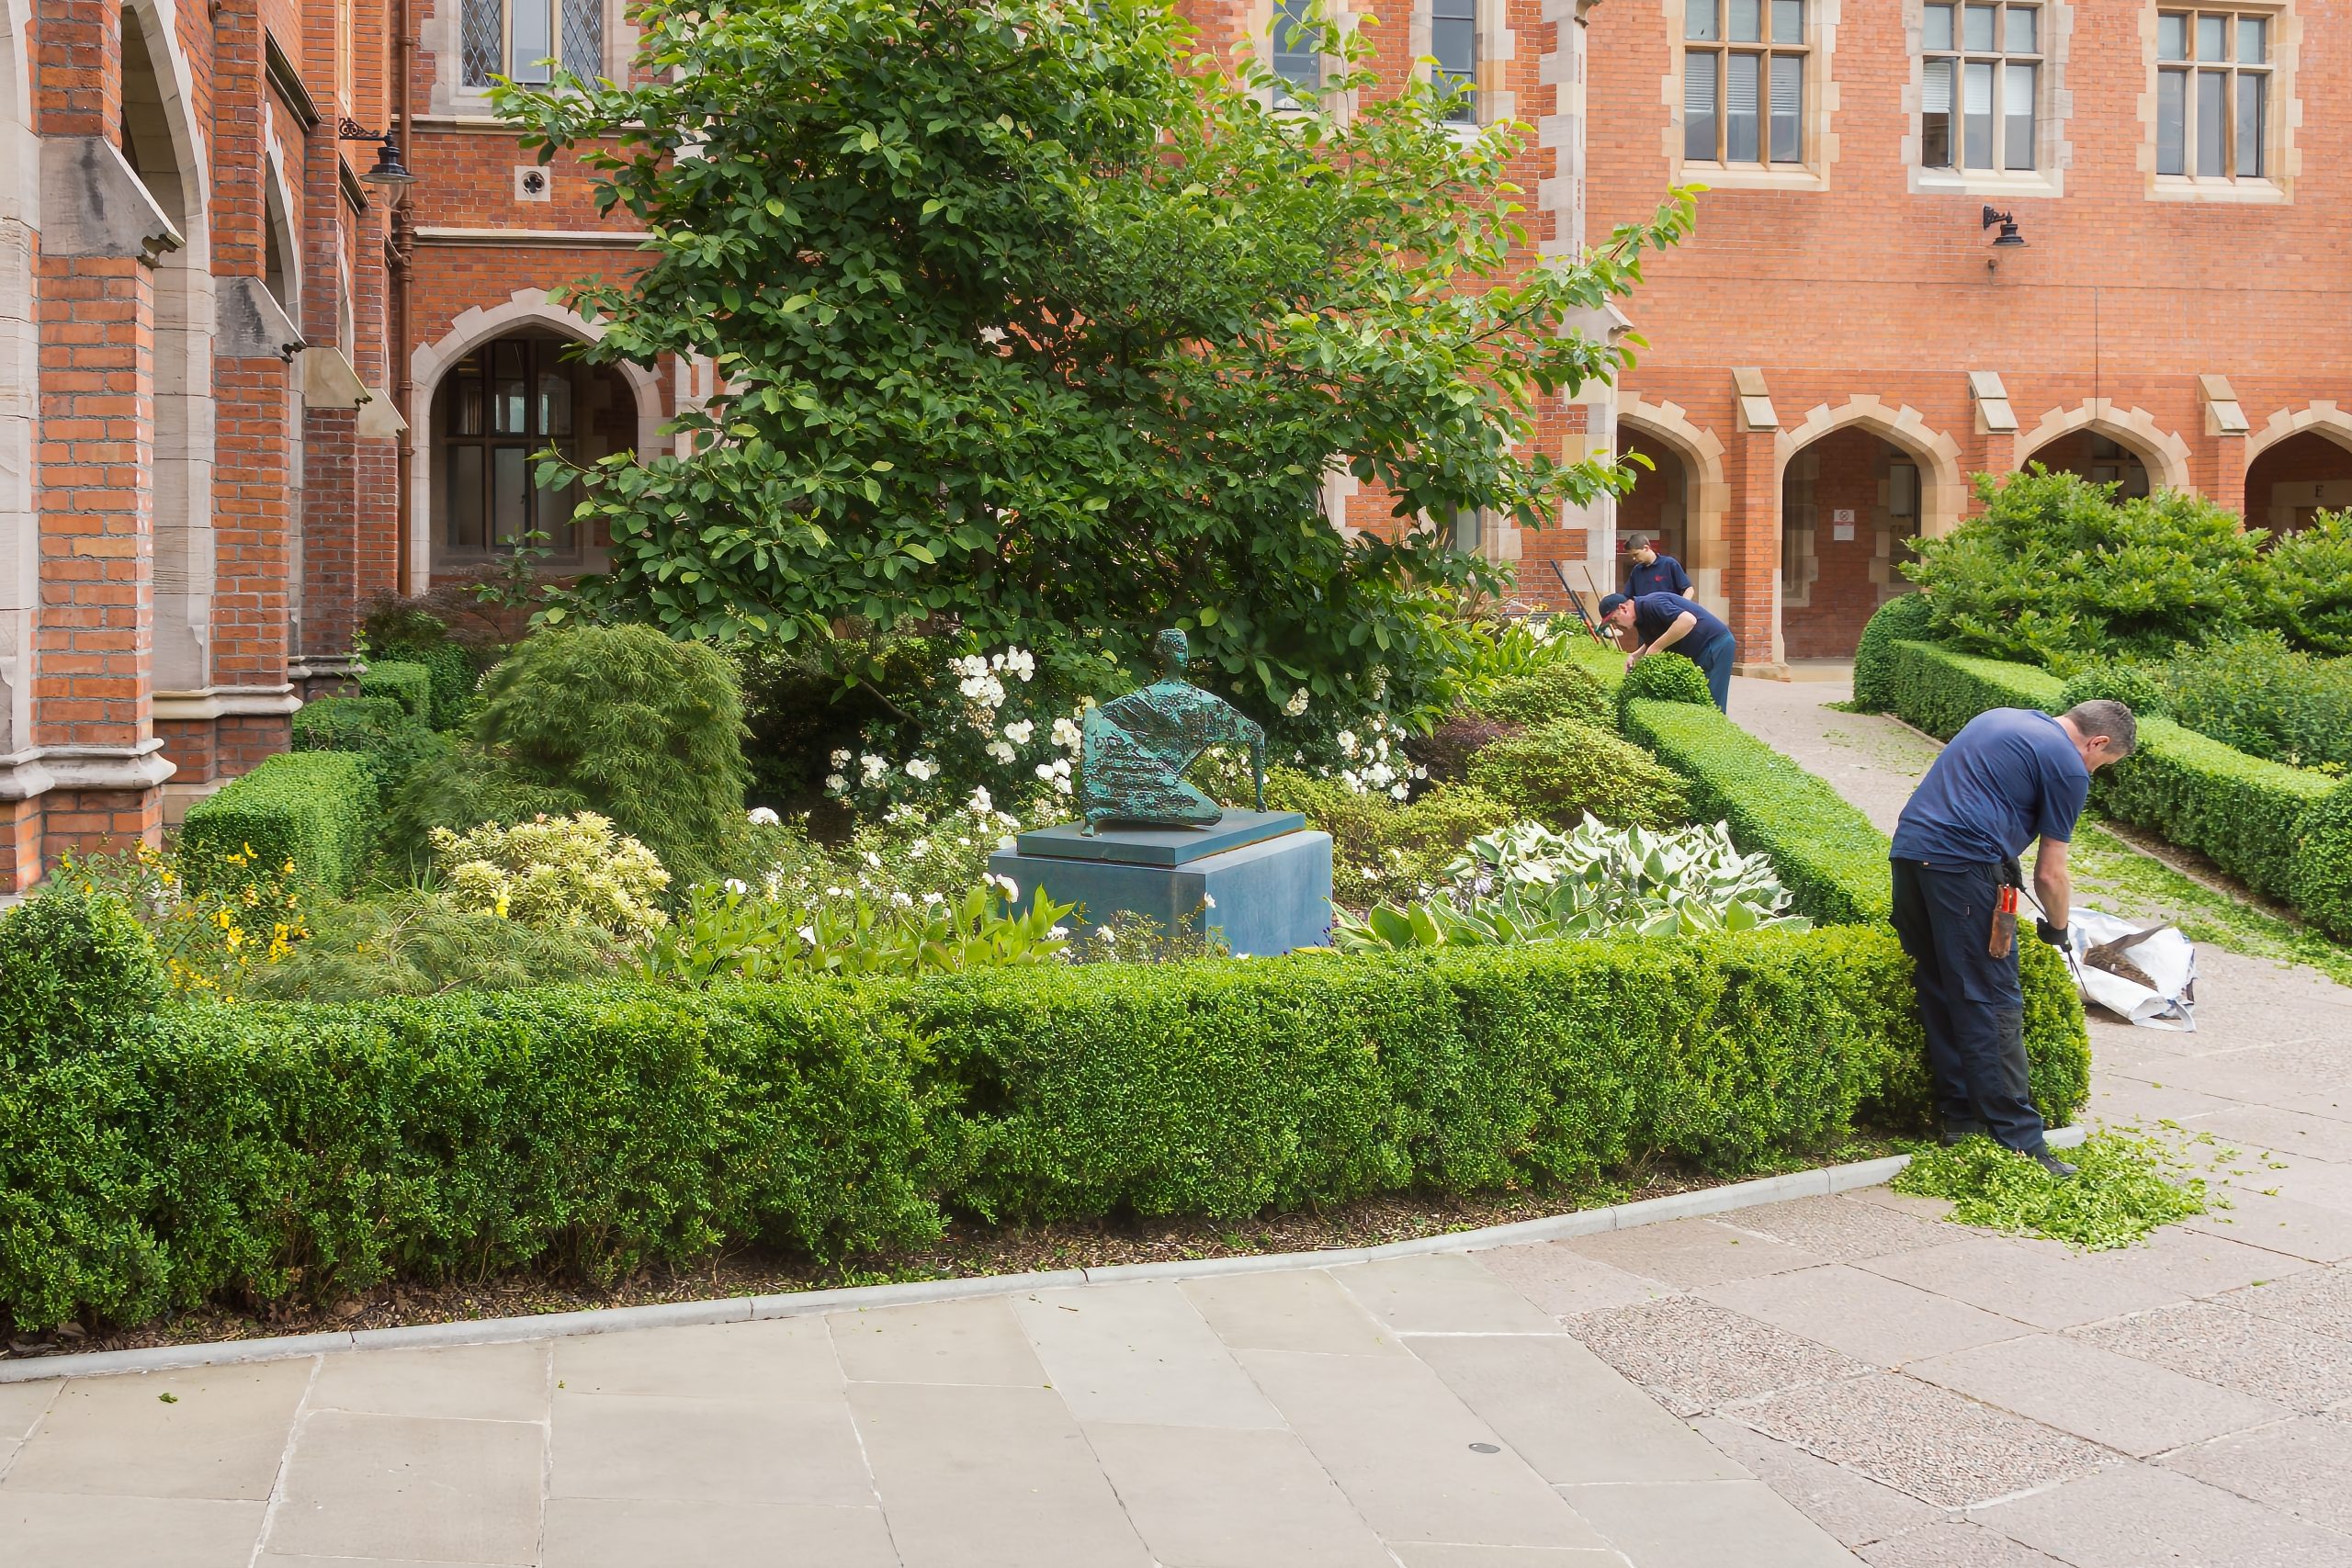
[22,0,182,881]
[1727,423,1784,674]
[2211,433,2248,522]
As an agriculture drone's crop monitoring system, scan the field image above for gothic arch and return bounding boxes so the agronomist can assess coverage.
[2016,400,2193,494]
[1774,395,1967,539]
[407,290,666,593]
[2247,400,2352,462]
[1617,395,1731,618]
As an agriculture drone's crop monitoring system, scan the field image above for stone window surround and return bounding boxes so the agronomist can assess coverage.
[1903,0,2075,197]
[1405,0,1520,133]
[2138,0,2299,203]
[429,0,639,118]
[1659,0,1843,192]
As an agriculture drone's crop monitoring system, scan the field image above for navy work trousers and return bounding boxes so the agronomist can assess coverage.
[1689,636,1735,712]
[1887,857,2049,1154]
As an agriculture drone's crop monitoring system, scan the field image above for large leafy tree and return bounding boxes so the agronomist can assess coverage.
[500,0,1691,713]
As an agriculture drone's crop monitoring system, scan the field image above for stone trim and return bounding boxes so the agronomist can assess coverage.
[1659,0,1843,191]
[2246,399,2352,460]
[1775,395,1966,540]
[1617,395,1733,622]
[150,686,304,721]
[2136,0,2301,204]
[2017,398,2194,492]
[1902,0,2075,198]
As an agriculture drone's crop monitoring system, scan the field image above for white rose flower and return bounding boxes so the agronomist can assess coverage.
[860,753,888,783]
[725,878,748,895]
[892,891,914,908]
[824,886,843,897]
[863,850,883,869]
[922,890,945,906]
[831,749,853,768]
[986,739,1016,763]
[906,758,937,782]
[1052,716,1083,750]
[1283,688,1310,716]
[968,786,994,814]
[747,807,781,826]
[1390,783,1410,801]
[910,839,931,859]
[797,925,818,944]
[1004,719,1035,745]
[1203,894,1216,909]
[1035,762,1057,782]
[825,773,849,793]
[1337,730,1359,757]
[1047,925,1069,941]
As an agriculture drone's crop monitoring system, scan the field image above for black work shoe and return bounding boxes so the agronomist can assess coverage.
[2031,1149,2078,1180]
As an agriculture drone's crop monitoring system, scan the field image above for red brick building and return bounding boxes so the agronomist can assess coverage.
[0,0,682,890]
[1576,0,2352,668]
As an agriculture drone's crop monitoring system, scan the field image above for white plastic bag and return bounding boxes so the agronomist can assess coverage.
[2066,909,2198,1031]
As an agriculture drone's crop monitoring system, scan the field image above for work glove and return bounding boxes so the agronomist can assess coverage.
[2035,918,2068,949]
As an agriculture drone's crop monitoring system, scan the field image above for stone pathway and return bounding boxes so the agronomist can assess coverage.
[3,673,2348,1566]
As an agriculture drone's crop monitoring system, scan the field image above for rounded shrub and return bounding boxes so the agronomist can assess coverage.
[2056,666,2169,720]
[1852,592,1936,711]
[472,625,752,887]
[0,887,165,1067]
[1466,717,1690,830]
[1614,651,1713,727]
[2294,783,2352,942]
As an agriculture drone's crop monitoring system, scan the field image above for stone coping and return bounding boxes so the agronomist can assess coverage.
[0,1126,2086,1385]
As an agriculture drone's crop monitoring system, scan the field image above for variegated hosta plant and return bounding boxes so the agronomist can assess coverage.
[1331,815,1811,952]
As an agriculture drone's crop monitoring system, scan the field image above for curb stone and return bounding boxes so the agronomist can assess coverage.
[0,1128,2086,1386]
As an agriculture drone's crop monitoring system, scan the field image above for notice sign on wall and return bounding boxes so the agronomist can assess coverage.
[1832,507,1856,541]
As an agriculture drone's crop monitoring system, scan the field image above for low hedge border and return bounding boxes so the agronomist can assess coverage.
[357,660,434,724]
[0,918,2020,1333]
[1878,637,2352,931]
[1618,693,2089,1127]
[178,752,379,897]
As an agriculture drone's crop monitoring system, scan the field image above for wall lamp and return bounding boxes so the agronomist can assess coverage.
[338,118,419,186]
[1982,206,2027,246]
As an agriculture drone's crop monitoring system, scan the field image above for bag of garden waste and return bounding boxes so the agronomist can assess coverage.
[2064,909,2196,1032]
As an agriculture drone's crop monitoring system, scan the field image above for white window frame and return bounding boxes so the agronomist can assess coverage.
[1920,2,2043,175]
[2143,1,2294,202]
[1665,0,1838,191]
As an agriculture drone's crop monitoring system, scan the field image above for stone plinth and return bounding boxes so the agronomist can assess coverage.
[991,810,1333,957]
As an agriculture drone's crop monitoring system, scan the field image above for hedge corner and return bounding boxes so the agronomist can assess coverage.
[179,750,379,897]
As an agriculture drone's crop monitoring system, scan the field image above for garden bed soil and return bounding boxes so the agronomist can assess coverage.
[0,1141,1899,1361]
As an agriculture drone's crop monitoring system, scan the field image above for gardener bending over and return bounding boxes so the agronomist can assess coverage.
[1598,591,1737,713]
[1890,700,2137,1179]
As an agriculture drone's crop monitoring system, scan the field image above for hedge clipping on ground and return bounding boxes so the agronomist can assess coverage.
[179,751,379,897]
[1876,637,2350,931]
[0,922,2085,1333]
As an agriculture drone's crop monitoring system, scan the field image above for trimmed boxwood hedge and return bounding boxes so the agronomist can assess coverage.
[1877,637,2352,930]
[357,660,434,724]
[178,752,379,897]
[0,916,2065,1332]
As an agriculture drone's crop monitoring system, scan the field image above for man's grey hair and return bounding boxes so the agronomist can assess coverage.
[1625,532,1655,549]
[2064,699,2137,757]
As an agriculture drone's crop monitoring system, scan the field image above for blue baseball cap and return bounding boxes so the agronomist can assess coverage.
[1598,592,1631,617]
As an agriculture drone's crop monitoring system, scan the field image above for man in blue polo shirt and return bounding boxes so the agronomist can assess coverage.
[1598,591,1736,711]
[1890,700,2136,1178]
[1622,533,1692,599]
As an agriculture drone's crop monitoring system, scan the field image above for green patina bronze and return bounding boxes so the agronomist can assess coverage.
[1079,629,1266,835]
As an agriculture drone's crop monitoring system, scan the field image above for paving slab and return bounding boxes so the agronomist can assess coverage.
[1083,1421,1396,1567]
[2157,1413,2352,1534]
[0,1381,55,1441]
[2183,1187,2352,1261]
[540,1497,900,1568]
[0,1360,312,1500]
[1720,1196,1961,1263]
[1905,1332,2289,1456]
[2075,1224,2317,1302]
[2192,1105,2352,1164]
[1733,1373,2108,1509]
[1181,1267,1406,1355]
[1566,1295,1871,1417]
[0,1491,265,1568]
[1412,1333,1747,1484]
[1563,1218,1826,1288]
[846,1380,1149,1568]
[1564,1479,1863,1568]
[1329,1252,1570,1336]
[1238,1348,1609,1550]
[1856,1520,2072,1567]
[262,1409,542,1563]
[827,1294,1049,1387]
[2222,1263,2352,1340]
[1972,1457,2352,1568]
[1387,1548,1621,1567]
[307,1340,549,1423]
[1459,1240,1673,1318]
[550,1391,875,1506]
[550,1314,842,1402]
[1856,1234,2184,1330]
[1693,1417,1942,1549]
[1012,1281,1283,1429]
[1699,1265,2022,1370]
[2071,1298,2352,1411]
